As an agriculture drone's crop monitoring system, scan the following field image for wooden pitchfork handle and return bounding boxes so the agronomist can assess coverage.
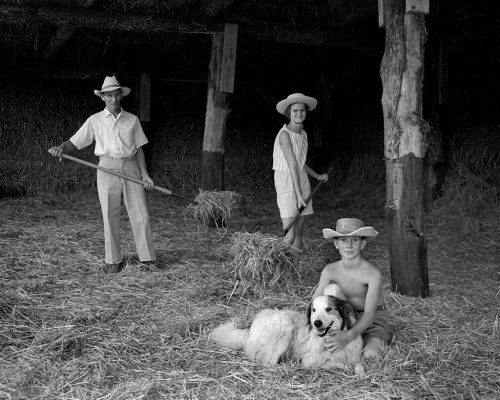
[282,167,333,237]
[58,153,198,205]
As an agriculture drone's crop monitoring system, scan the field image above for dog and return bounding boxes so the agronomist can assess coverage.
[210,295,365,376]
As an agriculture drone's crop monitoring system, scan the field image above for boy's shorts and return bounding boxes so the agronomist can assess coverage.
[274,169,313,219]
[355,307,391,344]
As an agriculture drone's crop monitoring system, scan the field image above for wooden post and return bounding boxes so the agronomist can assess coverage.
[201,32,231,226]
[380,0,430,297]
[138,73,153,168]
[139,73,151,123]
[220,23,238,94]
[406,0,429,15]
[378,0,385,28]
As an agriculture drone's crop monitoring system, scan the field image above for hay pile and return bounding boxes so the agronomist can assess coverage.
[227,231,298,286]
[184,189,241,227]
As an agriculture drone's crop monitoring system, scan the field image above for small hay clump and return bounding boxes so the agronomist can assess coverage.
[184,189,241,226]
[228,231,298,286]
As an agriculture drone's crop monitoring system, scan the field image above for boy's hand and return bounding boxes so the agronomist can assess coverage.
[324,330,353,352]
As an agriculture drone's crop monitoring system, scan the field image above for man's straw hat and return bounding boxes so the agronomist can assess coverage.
[276,93,318,115]
[323,218,378,239]
[94,76,131,97]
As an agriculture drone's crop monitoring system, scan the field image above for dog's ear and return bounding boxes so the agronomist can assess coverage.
[338,299,357,330]
[305,301,313,330]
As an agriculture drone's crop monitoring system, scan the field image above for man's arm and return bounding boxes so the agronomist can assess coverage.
[48,140,78,159]
[136,147,153,190]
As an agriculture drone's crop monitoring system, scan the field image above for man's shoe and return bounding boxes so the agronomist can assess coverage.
[102,262,124,273]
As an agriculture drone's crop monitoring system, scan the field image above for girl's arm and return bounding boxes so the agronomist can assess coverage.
[304,164,329,182]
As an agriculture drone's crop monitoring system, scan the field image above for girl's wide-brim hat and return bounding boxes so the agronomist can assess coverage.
[323,218,378,239]
[276,93,318,115]
[94,75,131,97]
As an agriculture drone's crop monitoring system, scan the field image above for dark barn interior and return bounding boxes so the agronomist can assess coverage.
[1,0,498,194]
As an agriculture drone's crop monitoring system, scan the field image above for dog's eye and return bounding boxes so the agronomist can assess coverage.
[312,308,316,312]
[326,307,332,312]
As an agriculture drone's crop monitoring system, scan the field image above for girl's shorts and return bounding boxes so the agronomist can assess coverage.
[274,169,313,219]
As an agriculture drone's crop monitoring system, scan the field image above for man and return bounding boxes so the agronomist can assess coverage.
[49,75,157,273]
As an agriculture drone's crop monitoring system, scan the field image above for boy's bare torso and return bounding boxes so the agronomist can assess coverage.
[324,259,384,310]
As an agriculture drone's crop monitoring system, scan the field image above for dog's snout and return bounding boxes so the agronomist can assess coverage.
[313,320,322,328]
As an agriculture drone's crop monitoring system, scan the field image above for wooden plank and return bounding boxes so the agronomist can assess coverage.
[139,73,151,122]
[0,5,382,50]
[378,0,385,28]
[220,23,238,94]
[406,0,429,15]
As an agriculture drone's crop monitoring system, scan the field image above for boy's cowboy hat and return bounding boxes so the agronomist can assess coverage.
[276,93,318,115]
[94,76,131,97]
[323,218,378,239]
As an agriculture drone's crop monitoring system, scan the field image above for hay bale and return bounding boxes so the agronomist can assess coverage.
[227,231,298,286]
[184,190,241,227]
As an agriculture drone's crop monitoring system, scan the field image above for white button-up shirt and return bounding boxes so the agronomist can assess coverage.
[70,108,148,157]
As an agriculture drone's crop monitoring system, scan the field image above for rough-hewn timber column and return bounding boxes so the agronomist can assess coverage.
[201,32,230,192]
[380,0,430,297]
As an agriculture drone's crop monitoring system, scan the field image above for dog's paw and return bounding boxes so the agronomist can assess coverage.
[354,363,366,378]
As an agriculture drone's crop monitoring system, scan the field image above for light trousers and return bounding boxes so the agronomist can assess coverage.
[97,157,156,264]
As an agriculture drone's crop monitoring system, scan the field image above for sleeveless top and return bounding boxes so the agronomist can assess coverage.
[272,124,308,173]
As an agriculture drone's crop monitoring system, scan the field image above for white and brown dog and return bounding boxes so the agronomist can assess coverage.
[210,295,364,376]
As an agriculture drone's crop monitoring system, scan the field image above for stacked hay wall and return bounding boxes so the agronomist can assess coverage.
[0,77,497,205]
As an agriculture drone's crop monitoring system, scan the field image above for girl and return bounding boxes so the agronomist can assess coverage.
[273,93,329,262]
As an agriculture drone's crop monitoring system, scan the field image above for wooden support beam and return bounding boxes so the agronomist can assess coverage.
[201,33,231,225]
[137,73,153,169]
[220,23,238,94]
[378,0,385,28]
[380,0,430,297]
[0,5,383,50]
[406,0,429,15]
[139,73,151,122]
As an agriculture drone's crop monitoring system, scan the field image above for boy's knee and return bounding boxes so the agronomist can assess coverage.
[362,337,384,360]
[323,283,346,300]
[362,346,381,360]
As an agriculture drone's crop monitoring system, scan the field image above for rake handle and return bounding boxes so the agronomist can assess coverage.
[282,167,333,237]
[57,154,198,205]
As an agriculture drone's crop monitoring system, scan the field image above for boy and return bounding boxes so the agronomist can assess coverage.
[312,218,390,359]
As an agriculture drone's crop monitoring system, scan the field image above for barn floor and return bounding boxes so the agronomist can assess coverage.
[0,185,499,399]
